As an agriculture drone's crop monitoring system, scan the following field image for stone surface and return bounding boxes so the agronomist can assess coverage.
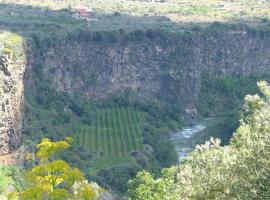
[0,50,25,155]
[28,28,270,114]
[2,27,270,156]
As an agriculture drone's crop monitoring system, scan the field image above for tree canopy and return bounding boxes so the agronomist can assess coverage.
[128,81,270,200]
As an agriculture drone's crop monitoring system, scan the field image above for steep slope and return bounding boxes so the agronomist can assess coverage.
[0,33,25,155]
[0,1,270,196]
[28,26,270,116]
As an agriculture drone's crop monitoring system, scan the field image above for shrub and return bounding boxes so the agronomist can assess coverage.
[129,81,270,200]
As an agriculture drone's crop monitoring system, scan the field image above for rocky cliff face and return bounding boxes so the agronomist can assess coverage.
[0,27,268,156]
[0,48,25,155]
[30,27,270,115]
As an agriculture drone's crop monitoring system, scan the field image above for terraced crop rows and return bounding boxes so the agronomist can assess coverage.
[74,107,145,158]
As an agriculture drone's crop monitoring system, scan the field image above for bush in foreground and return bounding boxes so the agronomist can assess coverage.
[129,81,270,200]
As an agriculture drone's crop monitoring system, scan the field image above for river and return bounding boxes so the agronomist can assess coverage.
[171,119,211,161]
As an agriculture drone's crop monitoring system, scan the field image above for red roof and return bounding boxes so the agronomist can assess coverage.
[74,7,91,17]
[78,10,90,17]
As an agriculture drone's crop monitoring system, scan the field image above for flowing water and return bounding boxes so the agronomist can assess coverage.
[171,119,210,161]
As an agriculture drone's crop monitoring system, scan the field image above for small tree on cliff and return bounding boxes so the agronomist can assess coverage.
[8,137,103,200]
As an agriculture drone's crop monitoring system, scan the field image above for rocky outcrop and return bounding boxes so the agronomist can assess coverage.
[0,47,25,155]
[0,27,267,155]
[30,27,269,115]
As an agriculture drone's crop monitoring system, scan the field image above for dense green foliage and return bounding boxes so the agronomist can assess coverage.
[4,27,270,196]
[1,1,270,198]
[23,58,180,194]
[196,74,270,144]
[23,43,270,195]
[129,81,270,200]
[197,74,270,117]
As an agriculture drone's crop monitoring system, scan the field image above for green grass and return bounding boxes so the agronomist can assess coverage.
[73,107,146,170]
[5,0,270,20]
[0,1,269,35]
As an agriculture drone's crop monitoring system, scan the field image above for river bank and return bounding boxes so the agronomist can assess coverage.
[171,118,213,161]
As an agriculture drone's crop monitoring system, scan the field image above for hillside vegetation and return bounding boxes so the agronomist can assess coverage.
[74,108,145,156]
[3,0,270,21]
[129,81,270,199]
[1,0,270,198]
[0,0,269,34]
[23,64,181,193]
[73,107,145,171]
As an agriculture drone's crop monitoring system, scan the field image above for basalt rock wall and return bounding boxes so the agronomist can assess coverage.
[0,49,25,155]
[27,27,270,115]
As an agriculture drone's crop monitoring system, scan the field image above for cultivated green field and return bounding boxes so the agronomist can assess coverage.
[73,107,145,169]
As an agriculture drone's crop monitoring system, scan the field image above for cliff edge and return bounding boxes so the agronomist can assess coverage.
[0,33,26,155]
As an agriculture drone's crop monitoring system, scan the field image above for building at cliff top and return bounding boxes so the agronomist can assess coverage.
[72,6,93,21]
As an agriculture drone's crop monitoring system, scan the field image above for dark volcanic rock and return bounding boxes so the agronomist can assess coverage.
[0,51,25,155]
[28,28,270,114]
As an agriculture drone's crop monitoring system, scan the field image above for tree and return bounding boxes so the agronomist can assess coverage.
[9,137,103,200]
[128,168,177,200]
[129,81,270,200]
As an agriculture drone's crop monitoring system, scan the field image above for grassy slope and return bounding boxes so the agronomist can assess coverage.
[0,0,269,35]
[4,0,270,20]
